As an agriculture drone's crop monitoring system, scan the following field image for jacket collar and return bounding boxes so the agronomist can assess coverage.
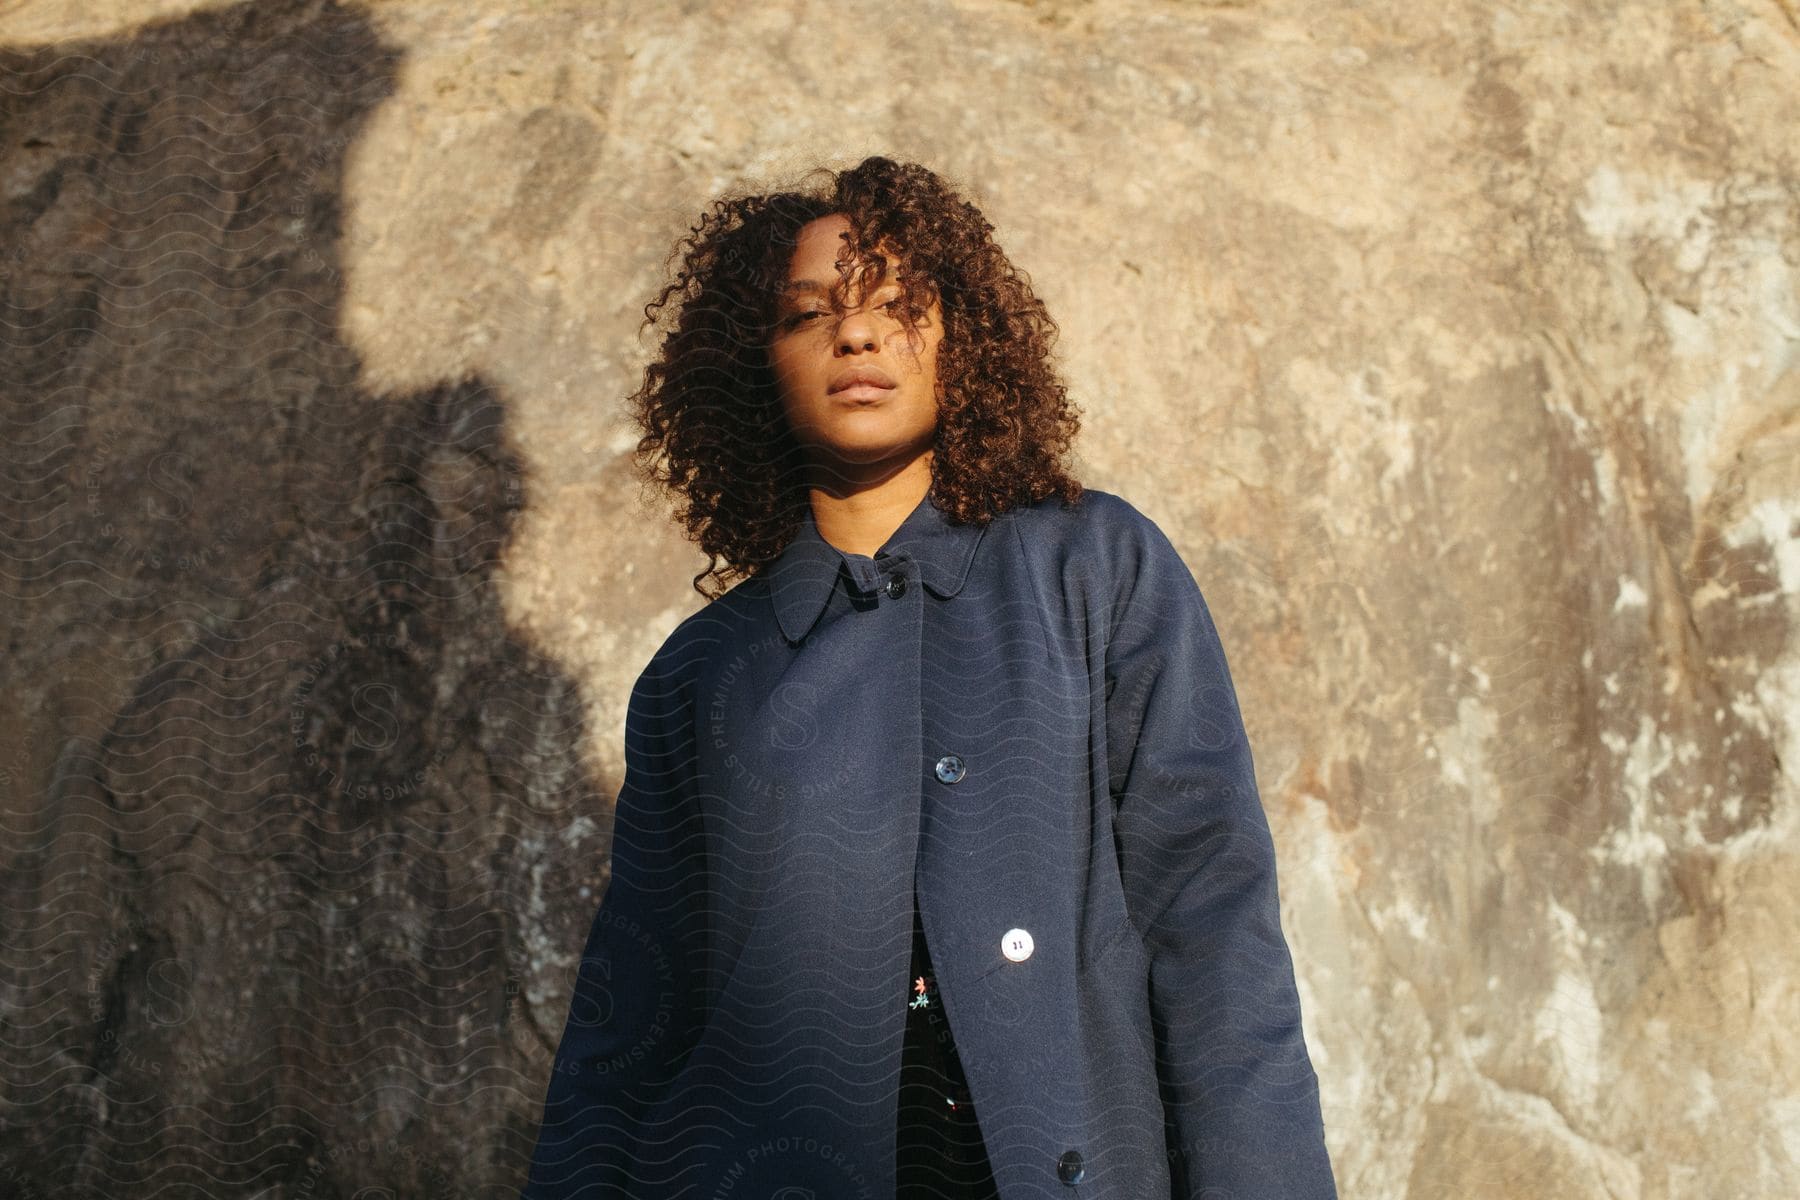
[767,490,988,643]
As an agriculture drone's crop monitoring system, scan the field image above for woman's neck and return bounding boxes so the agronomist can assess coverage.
[805,451,934,558]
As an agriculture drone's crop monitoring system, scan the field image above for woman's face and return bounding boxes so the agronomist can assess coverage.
[766,213,943,481]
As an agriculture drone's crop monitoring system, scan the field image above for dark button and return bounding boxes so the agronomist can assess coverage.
[933,754,965,784]
[884,572,907,598]
[1057,1148,1085,1185]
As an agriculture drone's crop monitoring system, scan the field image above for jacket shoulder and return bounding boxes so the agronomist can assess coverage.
[1009,486,1187,581]
[1012,487,1215,665]
[634,573,773,693]
[1008,485,1160,538]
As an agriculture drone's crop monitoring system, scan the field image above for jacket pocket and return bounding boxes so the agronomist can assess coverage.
[1090,909,1145,972]
[1090,912,1155,1065]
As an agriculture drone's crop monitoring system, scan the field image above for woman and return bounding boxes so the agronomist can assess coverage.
[520,157,1338,1200]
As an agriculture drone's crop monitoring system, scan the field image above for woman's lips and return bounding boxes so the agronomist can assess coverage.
[833,384,895,400]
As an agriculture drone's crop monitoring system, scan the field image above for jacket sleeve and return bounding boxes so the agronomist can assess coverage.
[519,645,709,1199]
[1100,504,1338,1200]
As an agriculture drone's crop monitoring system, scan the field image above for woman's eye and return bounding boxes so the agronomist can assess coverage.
[780,299,902,329]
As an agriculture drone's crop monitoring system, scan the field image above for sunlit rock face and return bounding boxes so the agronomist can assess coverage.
[2,1,1796,1198]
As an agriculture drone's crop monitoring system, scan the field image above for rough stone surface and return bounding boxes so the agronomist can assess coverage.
[1,1,1796,1197]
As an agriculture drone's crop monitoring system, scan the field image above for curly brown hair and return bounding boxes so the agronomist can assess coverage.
[628,155,1084,600]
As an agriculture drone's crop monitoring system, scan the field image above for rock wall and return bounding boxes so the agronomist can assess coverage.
[1,1,1796,1197]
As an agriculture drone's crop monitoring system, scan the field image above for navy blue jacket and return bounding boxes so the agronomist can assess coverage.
[520,486,1337,1199]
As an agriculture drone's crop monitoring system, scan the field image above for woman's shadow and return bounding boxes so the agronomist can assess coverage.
[0,3,619,1196]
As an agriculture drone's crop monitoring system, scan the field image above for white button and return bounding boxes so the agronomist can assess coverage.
[1001,928,1034,962]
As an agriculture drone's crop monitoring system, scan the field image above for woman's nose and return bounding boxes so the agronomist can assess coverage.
[835,306,880,353]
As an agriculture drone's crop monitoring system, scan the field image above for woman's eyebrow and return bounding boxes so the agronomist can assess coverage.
[779,278,901,296]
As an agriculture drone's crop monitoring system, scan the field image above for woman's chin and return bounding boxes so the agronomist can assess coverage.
[812,432,930,468]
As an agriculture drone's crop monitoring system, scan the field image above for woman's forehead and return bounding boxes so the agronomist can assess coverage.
[787,217,907,280]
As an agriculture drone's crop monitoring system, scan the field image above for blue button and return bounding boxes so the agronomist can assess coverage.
[1057,1149,1085,1185]
[933,754,965,784]
[884,572,907,599]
